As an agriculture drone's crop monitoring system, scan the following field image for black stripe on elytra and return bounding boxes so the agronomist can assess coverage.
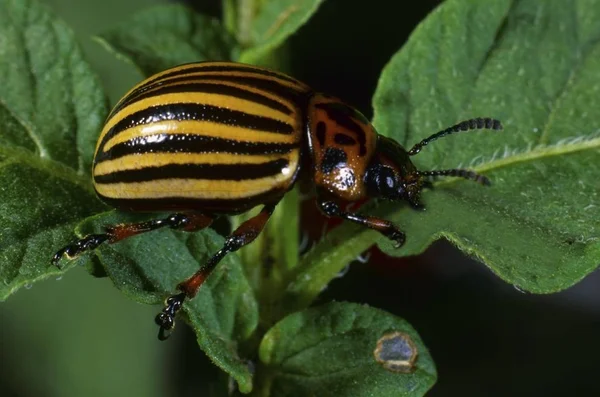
[112,74,308,119]
[94,159,289,184]
[100,103,295,155]
[96,188,287,214]
[113,81,294,117]
[95,134,297,163]
[140,63,303,90]
[315,103,367,156]
[315,121,326,146]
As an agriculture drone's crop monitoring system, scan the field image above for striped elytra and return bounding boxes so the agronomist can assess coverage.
[93,61,312,213]
[55,60,502,340]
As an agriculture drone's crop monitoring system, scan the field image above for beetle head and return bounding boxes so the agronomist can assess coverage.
[365,118,503,208]
[364,135,425,209]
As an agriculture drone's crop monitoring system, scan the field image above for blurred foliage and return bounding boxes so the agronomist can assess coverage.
[1,267,171,397]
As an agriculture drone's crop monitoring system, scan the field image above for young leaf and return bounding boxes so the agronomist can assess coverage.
[370,0,600,293]
[95,4,236,76]
[258,302,436,397]
[0,0,108,299]
[238,0,325,64]
[76,212,259,394]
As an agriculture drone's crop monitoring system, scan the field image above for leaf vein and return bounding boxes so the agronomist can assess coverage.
[0,145,93,194]
[0,99,43,157]
[473,133,600,174]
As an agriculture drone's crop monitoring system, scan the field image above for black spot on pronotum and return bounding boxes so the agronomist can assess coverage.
[316,121,326,146]
[315,103,367,156]
[334,133,357,146]
[320,147,347,174]
[373,331,418,373]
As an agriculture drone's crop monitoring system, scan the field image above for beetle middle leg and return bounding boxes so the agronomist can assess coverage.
[51,212,214,266]
[317,198,406,247]
[155,200,280,340]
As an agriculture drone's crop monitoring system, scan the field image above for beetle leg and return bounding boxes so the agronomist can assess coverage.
[51,212,214,266]
[317,199,406,248]
[155,201,279,341]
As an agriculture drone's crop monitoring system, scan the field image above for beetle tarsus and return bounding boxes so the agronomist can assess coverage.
[155,292,186,341]
[386,228,406,248]
[317,198,409,248]
[51,234,109,267]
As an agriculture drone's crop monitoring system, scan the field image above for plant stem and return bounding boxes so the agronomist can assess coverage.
[222,0,237,35]
[281,218,377,314]
[238,0,256,47]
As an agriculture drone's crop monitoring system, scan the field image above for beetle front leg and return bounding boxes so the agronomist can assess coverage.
[317,199,406,247]
[155,201,280,341]
[52,212,214,266]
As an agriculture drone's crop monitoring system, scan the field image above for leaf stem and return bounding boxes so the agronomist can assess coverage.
[222,0,237,35]
[281,220,376,314]
[233,188,300,330]
[238,0,257,47]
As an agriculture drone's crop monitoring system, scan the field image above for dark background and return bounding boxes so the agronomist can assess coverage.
[2,0,599,396]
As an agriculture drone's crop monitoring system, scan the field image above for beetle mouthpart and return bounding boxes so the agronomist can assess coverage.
[404,187,424,210]
[418,169,491,185]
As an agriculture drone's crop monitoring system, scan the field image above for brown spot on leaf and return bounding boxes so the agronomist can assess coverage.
[373,331,418,373]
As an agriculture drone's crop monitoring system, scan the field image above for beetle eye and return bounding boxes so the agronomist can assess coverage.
[385,175,395,189]
[375,166,398,197]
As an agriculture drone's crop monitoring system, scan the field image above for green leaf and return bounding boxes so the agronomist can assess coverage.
[76,212,259,394]
[95,4,236,77]
[370,0,600,293]
[257,302,436,397]
[290,0,600,298]
[238,0,325,64]
[0,154,105,300]
[0,0,107,174]
[0,0,108,300]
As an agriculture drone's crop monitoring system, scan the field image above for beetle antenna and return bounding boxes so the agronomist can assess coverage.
[417,169,491,186]
[408,118,503,156]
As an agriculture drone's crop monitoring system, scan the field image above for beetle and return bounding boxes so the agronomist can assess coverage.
[52,61,502,340]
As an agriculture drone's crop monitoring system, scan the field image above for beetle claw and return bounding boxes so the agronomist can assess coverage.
[51,247,71,268]
[155,312,174,341]
[155,292,186,341]
[388,229,406,248]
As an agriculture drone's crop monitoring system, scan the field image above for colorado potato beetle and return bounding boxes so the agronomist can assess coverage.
[52,61,503,339]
